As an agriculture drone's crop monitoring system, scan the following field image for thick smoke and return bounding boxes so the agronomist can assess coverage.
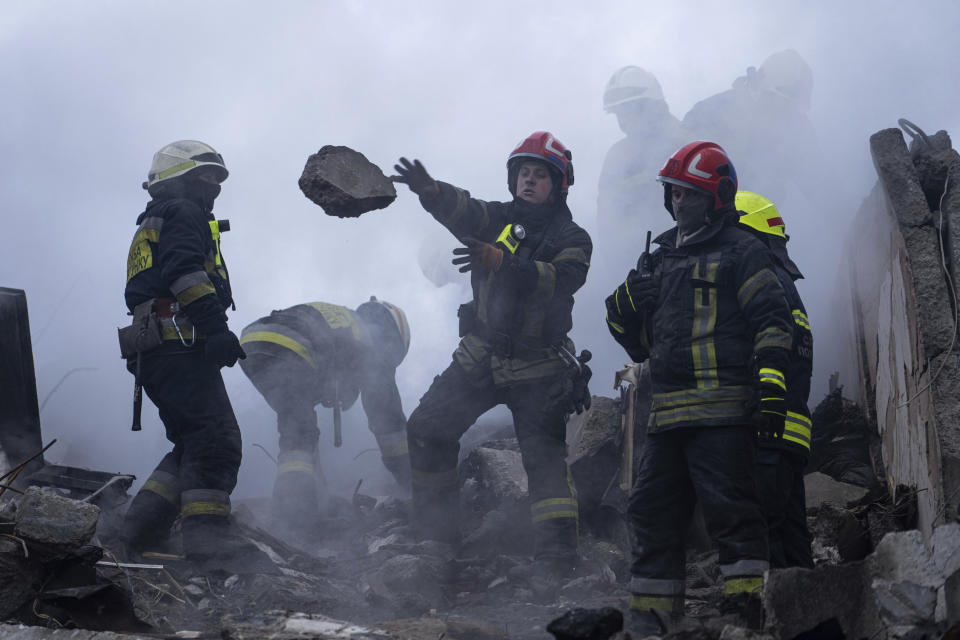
[1,2,958,499]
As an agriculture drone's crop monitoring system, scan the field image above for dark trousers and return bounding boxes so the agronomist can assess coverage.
[406,360,576,557]
[124,345,242,549]
[240,353,320,454]
[628,426,768,591]
[756,448,813,569]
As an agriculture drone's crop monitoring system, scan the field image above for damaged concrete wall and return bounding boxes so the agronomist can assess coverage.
[0,288,45,480]
[847,127,960,536]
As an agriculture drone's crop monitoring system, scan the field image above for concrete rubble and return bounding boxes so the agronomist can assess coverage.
[298,145,397,217]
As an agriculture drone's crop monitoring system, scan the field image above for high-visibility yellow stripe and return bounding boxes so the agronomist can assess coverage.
[278,461,315,475]
[724,577,763,594]
[180,501,230,517]
[691,284,719,390]
[156,160,197,180]
[655,400,749,426]
[755,326,793,351]
[176,282,217,306]
[142,479,179,505]
[531,496,579,523]
[652,385,751,408]
[239,331,316,368]
[759,368,786,391]
[553,247,589,265]
[737,268,779,308]
[606,312,625,334]
[630,595,680,613]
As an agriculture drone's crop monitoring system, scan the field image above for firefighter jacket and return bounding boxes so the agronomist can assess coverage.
[239,303,405,433]
[125,197,233,339]
[766,259,813,458]
[419,182,592,386]
[609,211,793,432]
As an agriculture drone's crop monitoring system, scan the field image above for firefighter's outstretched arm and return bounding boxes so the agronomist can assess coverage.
[390,158,439,198]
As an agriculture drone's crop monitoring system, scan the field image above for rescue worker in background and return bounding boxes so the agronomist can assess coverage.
[737,190,814,569]
[682,49,821,210]
[598,66,687,272]
[238,298,412,529]
[605,142,794,633]
[391,131,593,581]
[121,140,272,573]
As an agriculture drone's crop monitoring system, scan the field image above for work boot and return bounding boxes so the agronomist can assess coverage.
[624,608,667,639]
[507,554,577,601]
[121,490,178,559]
[272,472,322,527]
[180,514,279,575]
[718,592,764,630]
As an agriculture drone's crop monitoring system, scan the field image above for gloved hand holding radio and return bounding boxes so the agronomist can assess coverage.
[204,330,246,368]
[391,157,439,197]
[452,237,504,273]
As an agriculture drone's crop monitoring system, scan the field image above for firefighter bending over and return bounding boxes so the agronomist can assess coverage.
[238,298,411,529]
[391,131,593,581]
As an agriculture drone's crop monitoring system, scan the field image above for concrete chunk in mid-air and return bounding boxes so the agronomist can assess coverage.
[298,146,396,218]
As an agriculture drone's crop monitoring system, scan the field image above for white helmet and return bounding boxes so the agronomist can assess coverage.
[143,140,228,193]
[357,296,410,367]
[757,49,813,111]
[603,66,665,112]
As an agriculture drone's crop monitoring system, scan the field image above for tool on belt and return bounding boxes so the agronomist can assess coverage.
[333,379,343,448]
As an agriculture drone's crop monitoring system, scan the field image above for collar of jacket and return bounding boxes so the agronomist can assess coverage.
[511,197,571,234]
[655,208,739,250]
[137,197,213,225]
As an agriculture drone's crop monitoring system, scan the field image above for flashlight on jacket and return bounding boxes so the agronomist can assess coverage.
[495,223,526,254]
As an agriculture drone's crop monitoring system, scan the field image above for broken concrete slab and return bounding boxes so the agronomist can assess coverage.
[14,486,99,550]
[0,624,154,639]
[298,146,396,218]
[804,471,870,508]
[763,562,881,640]
[0,538,41,620]
[546,607,622,640]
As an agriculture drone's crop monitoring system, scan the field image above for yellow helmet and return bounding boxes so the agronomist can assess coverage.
[736,190,786,239]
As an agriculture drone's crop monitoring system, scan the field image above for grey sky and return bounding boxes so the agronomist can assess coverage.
[2,1,958,496]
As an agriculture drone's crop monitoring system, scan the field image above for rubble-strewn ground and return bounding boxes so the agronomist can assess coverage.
[2,391,958,640]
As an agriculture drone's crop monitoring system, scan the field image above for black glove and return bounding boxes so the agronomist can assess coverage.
[756,382,786,439]
[204,330,246,368]
[452,237,504,273]
[390,157,439,197]
[572,363,593,415]
[611,268,658,320]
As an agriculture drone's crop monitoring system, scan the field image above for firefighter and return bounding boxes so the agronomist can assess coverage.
[737,190,814,569]
[121,140,272,573]
[605,141,793,632]
[391,131,593,580]
[238,298,412,527]
[682,49,821,210]
[598,66,687,270]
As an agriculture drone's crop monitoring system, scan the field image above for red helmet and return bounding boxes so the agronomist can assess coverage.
[507,131,574,196]
[657,141,738,215]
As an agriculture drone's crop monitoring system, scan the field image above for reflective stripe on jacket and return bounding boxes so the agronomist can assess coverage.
[240,303,406,436]
[124,197,232,335]
[620,214,793,432]
[421,182,591,382]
